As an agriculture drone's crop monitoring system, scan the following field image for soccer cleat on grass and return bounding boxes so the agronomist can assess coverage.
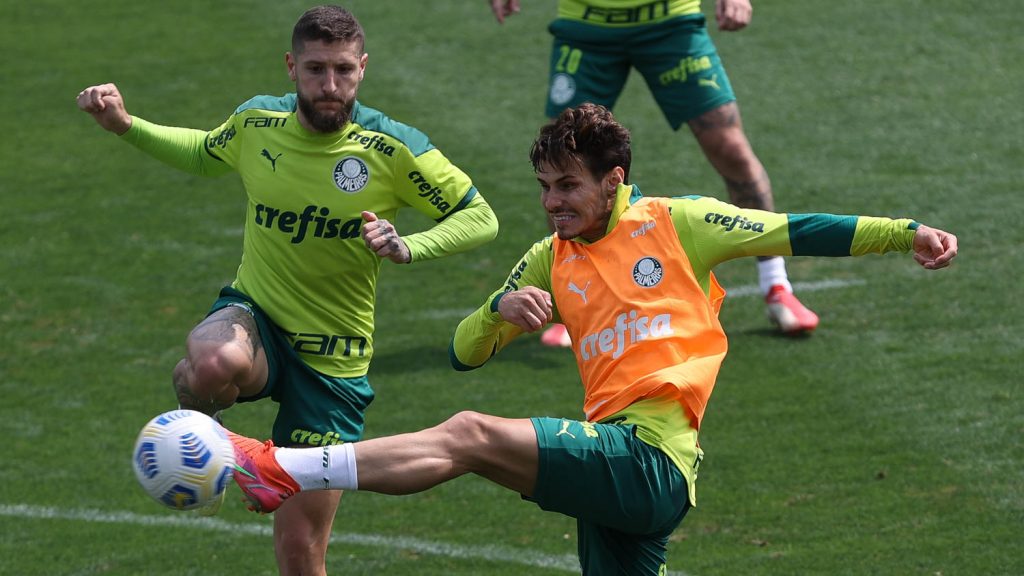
[540,323,572,347]
[227,431,300,514]
[765,285,819,334]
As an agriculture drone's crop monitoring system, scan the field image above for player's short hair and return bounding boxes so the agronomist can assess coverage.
[292,5,365,54]
[530,103,632,182]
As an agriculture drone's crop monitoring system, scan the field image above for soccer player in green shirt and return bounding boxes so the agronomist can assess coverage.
[222,103,957,575]
[77,6,497,575]
[491,0,822,347]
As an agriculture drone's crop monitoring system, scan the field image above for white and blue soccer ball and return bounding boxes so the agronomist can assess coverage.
[132,409,235,511]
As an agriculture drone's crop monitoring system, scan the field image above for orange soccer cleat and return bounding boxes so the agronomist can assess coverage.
[228,431,301,514]
[765,285,819,334]
[540,323,572,347]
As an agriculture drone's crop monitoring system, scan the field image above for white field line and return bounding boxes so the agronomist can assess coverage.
[419,278,866,319]
[721,278,866,298]
[0,504,690,575]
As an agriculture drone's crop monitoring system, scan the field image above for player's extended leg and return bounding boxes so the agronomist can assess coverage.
[273,491,342,576]
[229,411,539,512]
[172,305,269,416]
[688,103,819,334]
[357,411,539,495]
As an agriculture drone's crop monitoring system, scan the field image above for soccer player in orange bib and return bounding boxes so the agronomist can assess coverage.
[227,104,957,575]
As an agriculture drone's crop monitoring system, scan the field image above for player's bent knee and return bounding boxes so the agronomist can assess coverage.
[442,410,489,436]
[175,351,243,408]
[441,411,526,472]
[441,411,500,453]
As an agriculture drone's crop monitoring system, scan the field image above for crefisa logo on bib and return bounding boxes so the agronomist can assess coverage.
[633,256,663,287]
[333,157,369,193]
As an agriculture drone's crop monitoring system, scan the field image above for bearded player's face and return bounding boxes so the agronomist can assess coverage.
[287,39,367,133]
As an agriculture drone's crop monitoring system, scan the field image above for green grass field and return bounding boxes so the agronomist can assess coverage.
[2,1,1022,574]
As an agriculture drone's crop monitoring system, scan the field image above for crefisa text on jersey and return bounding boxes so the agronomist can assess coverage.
[704,212,765,233]
[254,203,363,244]
[348,131,395,157]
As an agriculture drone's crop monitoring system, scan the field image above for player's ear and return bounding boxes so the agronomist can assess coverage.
[358,53,368,81]
[286,52,297,82]
[604,166,624,192]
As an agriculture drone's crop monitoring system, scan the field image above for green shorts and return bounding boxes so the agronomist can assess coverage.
[210,287,374,447]
[546,15,735,129]
[529,417,690,575]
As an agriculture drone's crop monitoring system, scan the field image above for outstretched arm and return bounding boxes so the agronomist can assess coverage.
[77,83,233,177]
[912,225,958,269]
[77,83,132,134]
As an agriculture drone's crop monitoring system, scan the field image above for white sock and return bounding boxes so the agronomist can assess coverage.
[758,257,792,295]
[275,443,358,491]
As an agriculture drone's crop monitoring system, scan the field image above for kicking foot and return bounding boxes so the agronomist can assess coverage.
[227,431,300,514]
[765,285,819,334]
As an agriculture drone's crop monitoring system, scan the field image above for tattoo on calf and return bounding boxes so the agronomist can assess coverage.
[725,169,772,210]
[689,104,739,135]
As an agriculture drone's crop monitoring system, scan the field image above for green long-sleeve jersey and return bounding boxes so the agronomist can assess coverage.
[121,96,498,377]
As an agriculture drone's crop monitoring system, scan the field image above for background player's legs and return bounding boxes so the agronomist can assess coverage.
[688,102,771,210]
[273,491,342,576]
[172,305,269,416]
[688,103,819,333]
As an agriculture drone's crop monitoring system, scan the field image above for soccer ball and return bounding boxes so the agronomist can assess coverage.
[132,409,235,511]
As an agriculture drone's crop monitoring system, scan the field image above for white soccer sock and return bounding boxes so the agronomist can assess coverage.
[275,443,358,491]
[758,256,792,296]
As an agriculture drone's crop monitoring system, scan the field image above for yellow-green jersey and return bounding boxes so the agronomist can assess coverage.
[451,185,918,504]
[557,0,702,26]
[122,95,497,377]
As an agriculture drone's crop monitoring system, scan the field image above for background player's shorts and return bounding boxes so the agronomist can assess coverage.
[546,15,735,130]
[528,417,690,576]
[210,287,374,447]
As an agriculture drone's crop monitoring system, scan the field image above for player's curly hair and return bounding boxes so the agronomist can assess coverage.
[529,103,632,182]
[292,5,365,54]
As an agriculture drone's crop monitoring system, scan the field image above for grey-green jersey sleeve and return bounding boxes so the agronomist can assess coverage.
[403,193,498,262]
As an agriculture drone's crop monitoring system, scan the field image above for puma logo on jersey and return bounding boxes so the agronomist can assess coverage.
[698,74,720,90]
[261,149,282,171]
[555,419,600,439]
[568,280,590,304]
[579,310,674,361]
